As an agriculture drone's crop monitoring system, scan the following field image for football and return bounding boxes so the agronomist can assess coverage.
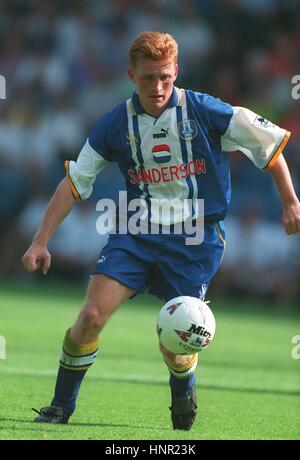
[157,296,216,355]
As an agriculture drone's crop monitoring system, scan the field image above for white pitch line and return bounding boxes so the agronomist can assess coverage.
[0,365,167,383]
[1,365,299,393]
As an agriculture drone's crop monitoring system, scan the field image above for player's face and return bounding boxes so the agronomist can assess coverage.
[128,58,178,117]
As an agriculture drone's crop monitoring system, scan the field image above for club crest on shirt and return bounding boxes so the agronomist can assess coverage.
[252,115,275,128]
[178,119,198,140]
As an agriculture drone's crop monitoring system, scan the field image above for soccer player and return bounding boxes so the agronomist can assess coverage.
[22,31,300,430]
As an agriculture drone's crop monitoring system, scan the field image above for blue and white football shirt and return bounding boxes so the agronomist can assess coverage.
[65,87,290,225]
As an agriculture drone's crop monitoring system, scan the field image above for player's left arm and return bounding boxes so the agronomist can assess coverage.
[219,105,300,234]
[268,154,300,234]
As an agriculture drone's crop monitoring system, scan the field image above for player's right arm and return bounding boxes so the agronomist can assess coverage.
[22,110,116,275]
[22,134,111,274]
[22,177,76,275]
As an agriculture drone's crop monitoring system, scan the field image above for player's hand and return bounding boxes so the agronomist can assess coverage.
[282,199,300,235]
[21,241,51,275]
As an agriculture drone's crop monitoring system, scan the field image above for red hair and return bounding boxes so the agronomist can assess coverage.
[129,31,178,67]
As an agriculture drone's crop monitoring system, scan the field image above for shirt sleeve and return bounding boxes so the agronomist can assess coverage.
[191,91,233,134]
[221,106,291,170]
[65,140,109,201]
[64,114,114,201]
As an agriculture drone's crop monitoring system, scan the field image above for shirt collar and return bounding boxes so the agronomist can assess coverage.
[131,86,181,115]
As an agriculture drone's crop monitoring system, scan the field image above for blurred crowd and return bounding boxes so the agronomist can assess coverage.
[0,0,299,305]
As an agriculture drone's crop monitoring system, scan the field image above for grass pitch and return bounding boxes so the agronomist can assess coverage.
[0,281,299,440]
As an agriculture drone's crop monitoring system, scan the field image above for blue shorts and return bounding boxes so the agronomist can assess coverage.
[92,221,226,302]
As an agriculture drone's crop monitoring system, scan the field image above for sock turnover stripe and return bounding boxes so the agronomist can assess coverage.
[63,329,99,356]
[59,360,93,371]
[165,355,198,379]
[60,349,98,369]
[62,347,99,359]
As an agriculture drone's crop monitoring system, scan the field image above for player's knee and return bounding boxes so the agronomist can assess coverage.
[159,342,193,369]
[80,304,108,332]
[168,354,194,370]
